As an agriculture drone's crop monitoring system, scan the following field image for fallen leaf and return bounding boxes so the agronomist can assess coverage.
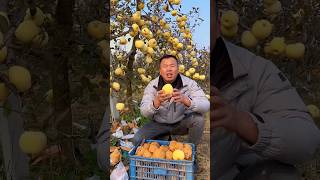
[31,145,62,165]
[110,149,121,166]
[128,122,135,129]
[110,146,119,153]
[120,146,131,152]
[111,121,121,133]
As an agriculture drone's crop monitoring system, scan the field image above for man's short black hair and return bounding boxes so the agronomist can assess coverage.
[159,54,178,64]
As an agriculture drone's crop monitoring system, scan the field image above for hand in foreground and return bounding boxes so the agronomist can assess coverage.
[172,89,191,107]
[211,86,258,144]
[153,90,172,108]
[211,86,240,132]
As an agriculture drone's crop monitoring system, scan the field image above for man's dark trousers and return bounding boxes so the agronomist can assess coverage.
[132,112,205,146]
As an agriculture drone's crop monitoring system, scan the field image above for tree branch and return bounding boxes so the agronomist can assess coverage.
[110,30,130,40]
[39,106,55,129]
[123,48,134,61]
[53,107,71,129]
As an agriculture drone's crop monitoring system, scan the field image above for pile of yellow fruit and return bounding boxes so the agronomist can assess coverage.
[135,141,193,161]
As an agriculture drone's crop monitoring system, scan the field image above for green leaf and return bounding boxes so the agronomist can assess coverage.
[110,136,118,146]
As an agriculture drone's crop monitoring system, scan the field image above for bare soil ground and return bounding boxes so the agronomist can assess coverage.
[173,113,210,180]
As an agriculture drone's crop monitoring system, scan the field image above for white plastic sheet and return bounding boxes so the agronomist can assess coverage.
[110,162,129,180]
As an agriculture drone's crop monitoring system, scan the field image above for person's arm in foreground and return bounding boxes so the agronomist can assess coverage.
[212,68,320,164]
[96,111,109,171]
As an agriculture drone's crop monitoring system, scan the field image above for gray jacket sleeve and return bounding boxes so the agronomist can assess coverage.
[140,81,158,118]
[96,111,109,171]
[187,80,210,114]
[248,61,320,164]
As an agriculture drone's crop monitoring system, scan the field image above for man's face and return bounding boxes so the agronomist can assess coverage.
[159,57,179,83]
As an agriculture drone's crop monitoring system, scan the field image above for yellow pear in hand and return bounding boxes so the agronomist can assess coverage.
[162,84,173,95]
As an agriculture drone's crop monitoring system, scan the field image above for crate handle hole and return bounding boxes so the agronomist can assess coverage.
[154,168,167,175]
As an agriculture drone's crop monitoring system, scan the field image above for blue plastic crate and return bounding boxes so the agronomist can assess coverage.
[129,139,195,180]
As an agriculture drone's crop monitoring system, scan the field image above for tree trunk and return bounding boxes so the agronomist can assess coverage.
[125,1,141,112]
[211,0,217,50]
[126,38,136,112]
[51,0,76,165]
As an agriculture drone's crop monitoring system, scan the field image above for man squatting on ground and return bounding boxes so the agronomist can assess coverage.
[132,55,210,157]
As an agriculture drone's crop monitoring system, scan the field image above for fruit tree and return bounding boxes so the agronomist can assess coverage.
[110,0,210,118]
[0,0,108,178]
